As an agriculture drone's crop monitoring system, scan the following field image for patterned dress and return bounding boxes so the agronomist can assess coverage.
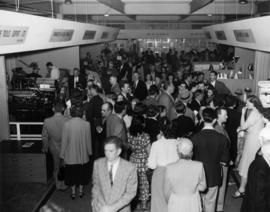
[128,133,150,203]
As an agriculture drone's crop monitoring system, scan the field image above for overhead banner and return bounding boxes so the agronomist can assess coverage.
[0,26,28,45]
[50,29,74,42]
[233,29,255,43]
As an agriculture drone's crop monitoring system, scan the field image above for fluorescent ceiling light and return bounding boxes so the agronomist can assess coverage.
[239,0,248,4]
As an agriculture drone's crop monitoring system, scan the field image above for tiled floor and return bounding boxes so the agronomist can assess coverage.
[47,183,242,212]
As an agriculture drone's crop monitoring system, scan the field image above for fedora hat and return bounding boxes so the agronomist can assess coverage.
[179,89,192,102]
[244,87,252,93]
[234,88,243,95]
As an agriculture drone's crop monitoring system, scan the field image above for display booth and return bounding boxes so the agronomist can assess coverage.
[203,15,270,97]
[0,10,119,184]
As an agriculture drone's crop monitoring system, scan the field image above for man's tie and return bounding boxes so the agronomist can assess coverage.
[109,164,113,186]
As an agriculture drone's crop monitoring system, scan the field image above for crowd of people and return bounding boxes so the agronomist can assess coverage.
[41,47,270,212]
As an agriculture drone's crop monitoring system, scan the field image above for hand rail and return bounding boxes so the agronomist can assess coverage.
[9,122,43,141]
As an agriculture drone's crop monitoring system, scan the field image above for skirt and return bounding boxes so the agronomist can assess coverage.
[151,166,167,212]
[64,161,91,186]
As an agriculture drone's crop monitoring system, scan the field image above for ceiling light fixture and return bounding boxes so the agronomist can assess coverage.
[65,0,72,4]
[239,0,248,4]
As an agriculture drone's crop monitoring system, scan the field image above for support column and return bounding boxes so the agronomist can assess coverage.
[254,51,270,95]
[0,56,10,141]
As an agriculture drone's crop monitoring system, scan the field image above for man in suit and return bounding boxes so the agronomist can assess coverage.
[214,107,231,212]
[224,95,241,163]
[109,75,121,95]
[145,105,160,143]
[132,71,148,101]
[92,136,138,212]
[158,81,177,121]
[207,70,231,95]
[96,102,113,158]
[172,101,195,138]
[85,84,104,159]
[106,101,128,158]
[189,89,204,113]
[120,80,133,104]
[69,68,86,93]
[191,108,230,212]
[142,85,159,106]
[118,56,132,83]
[42,101,67,190]
[178,89,195,122]
[164,138,206,212]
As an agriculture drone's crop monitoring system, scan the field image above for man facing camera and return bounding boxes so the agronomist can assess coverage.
[92,136,138,212]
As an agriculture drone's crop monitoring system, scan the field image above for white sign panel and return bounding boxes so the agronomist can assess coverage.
[258,81,270,108]
[0,26,28,45]
[50,29,74,42]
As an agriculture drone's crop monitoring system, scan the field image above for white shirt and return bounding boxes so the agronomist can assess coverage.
[147,137,179,169]
[107,158,120,182]
[74,76,79,88]
[211,80,216,87]
[202,125,214,130]
[50,66,60,80]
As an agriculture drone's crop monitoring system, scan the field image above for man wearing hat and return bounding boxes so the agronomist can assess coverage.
[177,89,195,122]
[158,81,177,121]
[164,138,207,212]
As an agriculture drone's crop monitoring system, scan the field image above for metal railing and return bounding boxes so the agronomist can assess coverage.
[9,122,43,141]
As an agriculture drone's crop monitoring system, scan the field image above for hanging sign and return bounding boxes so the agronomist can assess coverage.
[0,26,28,45]
[233,29,255,43]
[215,31,227,40]
[50,29,74,42]
[82,30,96,40]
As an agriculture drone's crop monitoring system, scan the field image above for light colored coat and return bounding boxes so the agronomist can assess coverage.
[164,159,207,212]
[158,91,177,121]
[92,158,137,212]
[42,113,67,154]
[60,117,92,164]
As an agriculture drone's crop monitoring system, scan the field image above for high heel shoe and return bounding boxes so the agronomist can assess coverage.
[79,191,84,198]
[71,193,76,200]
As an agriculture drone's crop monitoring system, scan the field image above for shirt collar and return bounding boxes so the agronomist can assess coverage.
[108,157,120,167]
[202,125,214,130]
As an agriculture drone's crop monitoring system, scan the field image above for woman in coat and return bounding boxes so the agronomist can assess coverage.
[234,95,264,198]
[60,105,92,199]
[164,138,206,212]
